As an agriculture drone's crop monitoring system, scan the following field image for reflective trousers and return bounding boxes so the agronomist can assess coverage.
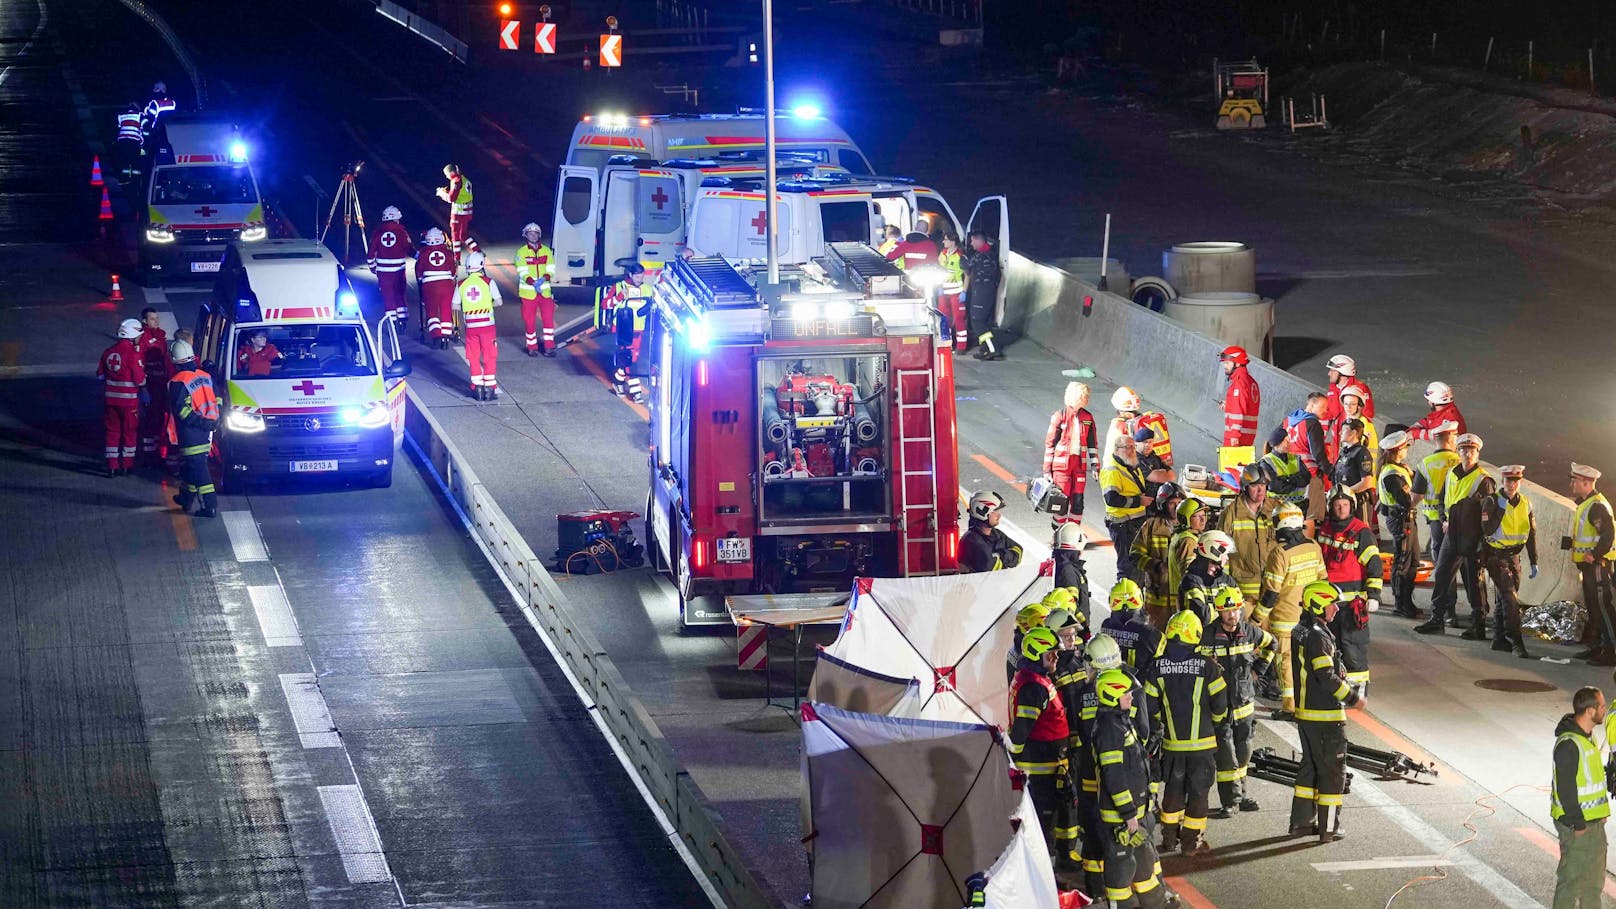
[1102,814,1166,909]
[938,291,967,351]
[422,283,456,340]
[1290,720,1347,830]
[177,449,216,512]
[377,270,408,323]
[465,325,497,390]
[1214,715,1253,807]
[1158,749,1214,850]
[103,405,138,471]
[521,294,556,351]
[449,214,472,253]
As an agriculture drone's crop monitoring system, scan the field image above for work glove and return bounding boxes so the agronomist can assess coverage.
[539,280,551,294]
[1530,564,1540,580]
[1114,823,1147,848]
[524,276,535,286]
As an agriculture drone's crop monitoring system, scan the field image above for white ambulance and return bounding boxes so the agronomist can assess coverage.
[563,111,872,175]
[139,116,269,281]
[193,240,410,490]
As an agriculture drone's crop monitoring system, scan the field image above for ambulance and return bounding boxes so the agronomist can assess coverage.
[192,240,411,490]
[139,115,269,281]
[563,110,872,176]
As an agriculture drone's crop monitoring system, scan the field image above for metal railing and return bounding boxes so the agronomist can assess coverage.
[118,0,207,108]
[376,0,468,64]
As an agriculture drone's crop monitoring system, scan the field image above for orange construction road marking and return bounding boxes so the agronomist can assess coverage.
[161,478,196,551]
[1164,875,1219,909]
[1514,825,1616,898]
[1347,706,1442,775]
[967,452,1111,547]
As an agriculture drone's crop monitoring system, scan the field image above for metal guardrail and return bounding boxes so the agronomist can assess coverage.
[376,0,468,64]
[402,389,774,909]
[118,0,207,109]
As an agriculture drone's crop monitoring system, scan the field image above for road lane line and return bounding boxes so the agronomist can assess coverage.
[1513,826,1616,898]
[247,585,302,648]
[0,0,47,89]
[222,509,269,561]
[317,785,393,884]
[161,478,197,551]
[573,337,650,419]
[965,453,1110,547]
[1313,856,1456,872]
[278,673,340,749]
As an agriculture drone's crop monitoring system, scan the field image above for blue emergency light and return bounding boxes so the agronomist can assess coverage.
[229,140,249,163]
[686,317,712,352]
[790,102,823,120]
[337,291,359,316]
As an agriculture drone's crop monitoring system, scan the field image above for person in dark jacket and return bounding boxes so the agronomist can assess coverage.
[1551,687,1608,908]
[962,230,1002,360]
[959,490,1022,573]
[1376,430,1421,619]
[1052,522,1092,617]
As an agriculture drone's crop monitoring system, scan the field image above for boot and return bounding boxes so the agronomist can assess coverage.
[1239,796,1260,812]
[541,346,556,358]
[172,494,191,512]
[525,347,538,358]
[1490,635,1511,652]
[1180,830,1210,856]
[1317,805,1344,843]
[1460,614,1487,640]
[195,506,217,519]
[1413,617,1445,635]
[1590,649,1616,667]
[1512,633,1530,659]
[1160,823,1179,854]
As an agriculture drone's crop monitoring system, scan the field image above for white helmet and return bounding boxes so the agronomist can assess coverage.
[1086,633,1122,671]
[1326,354,1356,376]
[153,81,167,94]
[1275,502,1306,531]
[118,318,143,340]
[381,206,402,222]
[521,222,542,239]
[1424,381,1454,405]
[423,227,446,245]
[968,490,1006,521]
[1054,522,1086,551]
[1111,386,1141,412]
[1339,384,1368,404]
[169,339,195,362]
[1196,530,1236,564]
[465,251,487,271]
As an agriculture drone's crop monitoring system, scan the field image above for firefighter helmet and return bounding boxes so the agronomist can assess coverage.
[1327,485,1355,508]
[169,339,195,362]
[1424,381,1454,405]
[1109,579,1144,614]
[1042,588,1077,614]
[1054,522,1086,551]
[1275,502,1306,531]
[1111,386,1141,412]
[1219,345,1249,366]
[1196,530,1236,564]
[1087,633,1122,671]
[521,222,542,240]
[424,227,446,245]
[381,206,402,222]
[465,251,487,271]
[1176,497,1205,526]
[118,318,142,340]
[1165,610,1204,645]
[1240,463,1267,489]
[968,490,1007,522]
[1095,668,1132,708]
[1016,602,1053,634]
[1213,586,1245,613]
[1302,581,1340,614]
[1021,626,1060,661]
[1326,354,1357,377]
[1156,481,1183,502]
[1044,608,1079,632]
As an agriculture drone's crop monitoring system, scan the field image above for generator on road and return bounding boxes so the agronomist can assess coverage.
[1215,59,1269,129]
[644,245,961,629]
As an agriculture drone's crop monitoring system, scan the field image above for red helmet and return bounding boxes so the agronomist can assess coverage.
[1219,345,1249,366]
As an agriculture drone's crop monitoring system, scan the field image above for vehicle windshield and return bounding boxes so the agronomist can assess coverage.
[151,165,257,205]
[231,324,374,380]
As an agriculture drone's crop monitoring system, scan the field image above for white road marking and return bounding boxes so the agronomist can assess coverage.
[278,673,340,749]
[1312,856,1456,872]
[157,310,178,337]
[223,510,269,561]
[248,585,302,648]
[142,286,168,306]
[317,785,393,884]
[0,0,46,89]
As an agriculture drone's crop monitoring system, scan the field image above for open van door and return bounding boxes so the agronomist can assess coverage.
[552,165,598,285]
[635,169,685,272]
[377,313,409,446]
[966,195,1009,322]
[601,167,640,275]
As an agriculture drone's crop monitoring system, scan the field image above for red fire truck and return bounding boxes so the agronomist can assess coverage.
[645,244,961,629]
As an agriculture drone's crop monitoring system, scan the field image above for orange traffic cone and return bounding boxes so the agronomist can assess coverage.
[98,187,113,221]
[110,274,124,302]
[90,155,104,186]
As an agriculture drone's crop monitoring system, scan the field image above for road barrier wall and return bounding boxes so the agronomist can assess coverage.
[1003,251,1583,608]
[403,389,773,909]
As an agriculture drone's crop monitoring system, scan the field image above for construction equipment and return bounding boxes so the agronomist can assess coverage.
[1215,59,1269,129]
[1249,742,1437,789]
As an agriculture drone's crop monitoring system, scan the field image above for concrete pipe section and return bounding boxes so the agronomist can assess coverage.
[1129,275,1177,312]
[1163,290,1275,361]
[1162,240,1257,295]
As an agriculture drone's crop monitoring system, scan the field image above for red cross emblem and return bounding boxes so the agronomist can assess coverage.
[292,380,325,396]
[194,206,217,218]
[651,187,669,210]
[381,230,397,246]
[429,250,446,267]
[750,210,768,236]
[465,286,482,302]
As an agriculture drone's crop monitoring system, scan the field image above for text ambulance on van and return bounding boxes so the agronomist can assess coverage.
[140,116,268,280]
[192,240,411,490]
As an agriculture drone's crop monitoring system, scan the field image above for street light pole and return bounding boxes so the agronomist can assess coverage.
[762,0,779,287]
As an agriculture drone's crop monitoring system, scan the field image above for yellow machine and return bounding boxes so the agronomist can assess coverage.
[1215,60,1269,129]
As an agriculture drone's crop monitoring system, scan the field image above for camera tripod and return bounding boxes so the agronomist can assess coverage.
[319,163,368,264]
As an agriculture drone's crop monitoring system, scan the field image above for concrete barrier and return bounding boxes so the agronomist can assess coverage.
[1003,250,1585,610]
[403,389,773,909]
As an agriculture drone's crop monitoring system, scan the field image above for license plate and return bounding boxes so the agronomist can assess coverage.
[190,261,221,273]
[290,459,338,473]
[717,538,751,563]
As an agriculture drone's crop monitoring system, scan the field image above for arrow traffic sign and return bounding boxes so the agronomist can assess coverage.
[535,22,556,54]
[599,33,621,67]
[499,20,519,50]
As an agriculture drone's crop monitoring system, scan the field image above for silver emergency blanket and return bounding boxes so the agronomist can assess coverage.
[1522,600,1586,644]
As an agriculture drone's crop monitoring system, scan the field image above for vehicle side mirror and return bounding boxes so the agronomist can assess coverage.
[384,359,411,379]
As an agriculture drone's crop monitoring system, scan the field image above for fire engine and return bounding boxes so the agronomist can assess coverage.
[644,244,961,629]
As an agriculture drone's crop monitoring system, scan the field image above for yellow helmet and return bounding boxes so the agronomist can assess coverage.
[1109,578,1144,613]
[1213,586,1245,613]
[1042,588,1077,613]
[1176,498,1205,525]
[1016,602,1053,633]
[1164,610,1204,645]
[1021,626,1060,661]
[1095,668,1132,708]
[1302,580,1340,614]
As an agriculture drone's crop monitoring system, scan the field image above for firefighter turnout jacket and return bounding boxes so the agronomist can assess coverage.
[959,521,1023,573]
[1145,641,1228,753]
[1291,611,1360,722]
[1009,664,1070,775]
[1094,705,1152,825]
[1103,611,1165,671]
[1179,559,1242,627]
[1219,498,1280,602]
[1200,619,1277,721]
[1320,517,1383,596]
[168,366,219,452]
[1258,540,1326,634]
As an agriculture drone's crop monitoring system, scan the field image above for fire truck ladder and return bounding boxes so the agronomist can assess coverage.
[896,367,941,576]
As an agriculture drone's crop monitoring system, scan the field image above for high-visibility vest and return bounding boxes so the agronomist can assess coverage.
[1100,457,1148,523]
[1009,670,1069,744]
[938,247,964,292]
[516,243,555,300]
[172,369,219,421]
[117,111,143,143]
[451,176,474,215]
[1262,453,1306,504]
[1486,493,1533,550]
[1442,464,1486,511]
[458,274,496,328]
[1377,462,1412,508]
[1417,450,1460,520]
[1551,731,1610,822]
[1573,493,1616,563]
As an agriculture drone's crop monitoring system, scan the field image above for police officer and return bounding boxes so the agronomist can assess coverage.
[167,339,219,518]
[1332,418,1376,525]
[1092,667,1170,909]
[962,229,1002,360]
[1219,464,1279,614]
[1145,610,1227,855]
[959,491,1023,573]
[1551,686,1609,908]
[1377,431,1421,619]
[1178,530,1239,627]
[1481,465,1537,658]
[1257,503,1326,718]
[1318,486,1382,697]
[1417,432,1488,636]
[1568,464,1616,666]
[1290,581,1361,843]
[1102,433,1153,580]
[1008,627,1071,861]
[1203,586,1276,817]
[1102,579,1164,671]
[1411,420,1461,563]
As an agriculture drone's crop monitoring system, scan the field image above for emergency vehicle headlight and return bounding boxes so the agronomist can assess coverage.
[790,102,823,120]
[337,291,360,316]
[791,301,818,321]
[353,404,391,429]
[909,265,945,291]
[226,410,265,433]
[229,140,249,163]
[823,299,855,320]
[239,222,267,242]
[144,224,175,244]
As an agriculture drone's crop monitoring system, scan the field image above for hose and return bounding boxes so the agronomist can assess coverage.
[1382,783,1549,908]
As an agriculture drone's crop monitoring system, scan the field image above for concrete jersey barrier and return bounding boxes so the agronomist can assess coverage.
[1002,250,1585,610]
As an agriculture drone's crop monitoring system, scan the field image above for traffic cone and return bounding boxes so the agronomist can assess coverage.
[109,274,124,302]
[98,187,113,221]
[90,155,104,186]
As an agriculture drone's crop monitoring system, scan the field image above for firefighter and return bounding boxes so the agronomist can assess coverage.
[1044,381,1100,529]
[1219,464,1279,614]
[98,319,146,477]
[453,251,502,400]
[1178,530,1240,627]
[1568,464,1616,666]
[1411,420,1461,563]
[139,81,175,140]
[1008,626,1070,860]
[115,102,143,179]
[135,308,171,464]
[883,225,938,270]
[1257,503,1326,717]
[1377,431,1422,619]
[415,227,457,347]
[437,164,475,255]
[516,223,557,357]
[1052,523,1092,615]
[1046,607,1088,872]
[962,230,1001,360]
[1132,482,1185,628]
[605,264,652,401]
[1417,432,1489,637]
[876,224,901,257]
[1319,485,1382,697]
[1219,345,1260,448]
[1092,667,1169,908]
[1270,392,1333,522]
[1167,498,1209,616]
[1290,580,1361,843]
[1332,418,1377,526]
[1145,610,1227,855]
[1406,380,1467,441]
[1481,464,1538,658]
[1102,579,1164,671]
[1102,432,1153,581]
[167,339,219,518]
[367,206,415,327]
[1068,634,1118,897]
[1203,586,1276,817]
[1008,600,1054,683]
[937,231,968,352]
[960,491,1022,573]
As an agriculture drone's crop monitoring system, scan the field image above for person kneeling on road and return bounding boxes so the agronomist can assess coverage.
[959,491,1023,573]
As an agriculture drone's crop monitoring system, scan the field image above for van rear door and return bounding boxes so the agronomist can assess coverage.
[966,195,1010,320]
[552,165,598,284]
[601,166,640,271]
[635,169,685,271]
